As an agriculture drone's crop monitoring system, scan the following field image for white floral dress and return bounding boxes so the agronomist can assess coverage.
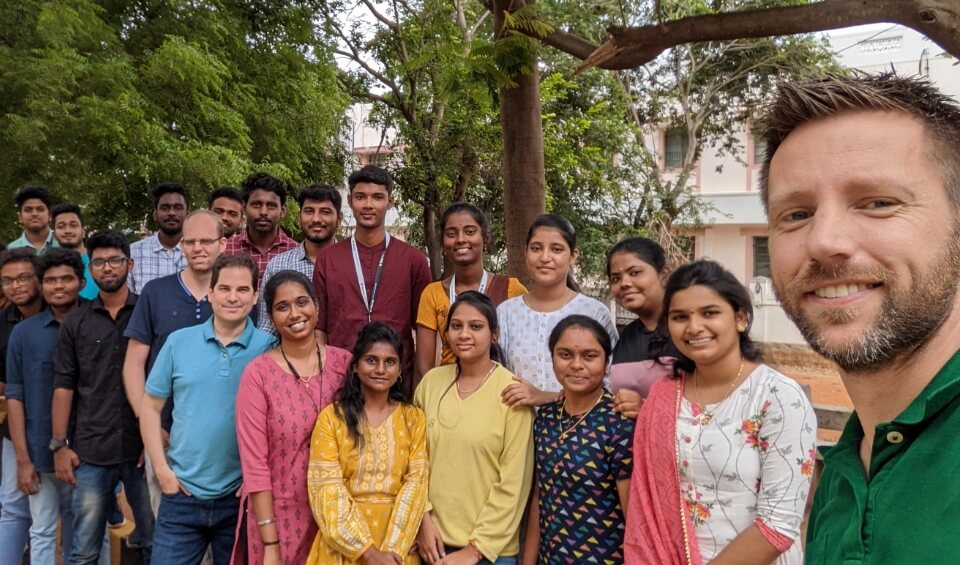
[676,364,817,564]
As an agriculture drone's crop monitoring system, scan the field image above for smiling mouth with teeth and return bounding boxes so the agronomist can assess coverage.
[687,337,713,345]
[813,283,878,299]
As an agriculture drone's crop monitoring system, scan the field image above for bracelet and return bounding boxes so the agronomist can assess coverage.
[256,517,276,527]
[262,540,280,546]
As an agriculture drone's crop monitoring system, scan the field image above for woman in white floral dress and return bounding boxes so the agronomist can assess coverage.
[626,260,816,565]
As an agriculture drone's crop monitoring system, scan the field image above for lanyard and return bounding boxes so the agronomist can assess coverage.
[351,233,391,322]
[448,270,488,304]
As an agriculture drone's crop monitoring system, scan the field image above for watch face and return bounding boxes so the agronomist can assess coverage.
[48,438,67,451]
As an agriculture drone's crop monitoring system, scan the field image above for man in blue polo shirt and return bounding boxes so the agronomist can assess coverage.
[122,210,224,513]
[140,253,271,564]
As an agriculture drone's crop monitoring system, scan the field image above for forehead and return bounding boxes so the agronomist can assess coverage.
[211,197,243,210]
[450,303,487,321]
[351,182,389,197]
[554,326,602,349]
[669,284,730,310]
[301,198,336,210]
[246,189,282,204]
[21,198,47,210]
[528,226,569,247]
[182,214,220,236]
[609,251,652,271]
[361,341,399,357]
[54,212,81,225]
[444,211,481,229]
[91,247,125,259]
[42,265,76,279]
[272,280,311,300]
[215,265,254,286]
[0,260,35,276]
[767,111,939,211]
[157,192,187,206]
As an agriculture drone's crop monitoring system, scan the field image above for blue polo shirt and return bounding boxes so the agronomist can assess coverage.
[145,318,272,499]
[4,309,68,473]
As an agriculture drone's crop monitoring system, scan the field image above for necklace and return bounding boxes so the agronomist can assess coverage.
[692,361,745,425]
[456,362,497,396]
[558,388,605,440]
[280,343,324,394]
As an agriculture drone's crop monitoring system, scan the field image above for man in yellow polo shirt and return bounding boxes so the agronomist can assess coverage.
[761,74,960,563]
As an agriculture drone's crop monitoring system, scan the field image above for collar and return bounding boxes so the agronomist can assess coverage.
[238,228,295,253]
[200,316,255,348]
[38,307,59,327]
[89,291,138,313]
[14,229,58,251]
[145,232,182,254]
[2,303,24,324]
[827,349,960,461]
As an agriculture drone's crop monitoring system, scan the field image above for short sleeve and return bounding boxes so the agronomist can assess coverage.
[506,278,528,298]
[52,317,80,391]
[124,284,155,344]
[416,284,441,332]
[145,336,176,398]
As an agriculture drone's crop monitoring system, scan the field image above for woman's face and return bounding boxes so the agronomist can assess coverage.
[608,251,666,318]
[446,303,495,364]
[270,281,318,342]
[442,211,485,266]
[667,284,747,368]
[552,326,606,397]
[355,341,401,394]
[525,227,577,288]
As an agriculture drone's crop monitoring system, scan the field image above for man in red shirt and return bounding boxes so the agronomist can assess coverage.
[313,166,431,395]
[224,172,297,285]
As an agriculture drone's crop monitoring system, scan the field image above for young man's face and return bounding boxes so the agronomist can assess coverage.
[19,198,50,235]
[89,247,132,293]
[767,110,960,373]
[244,189,284,236]
[300,198,341,245]
[41,264,82,308]
[348,182,392,231]
[153,193,188,237]
[210,197,244,238]
[53,212,85,249]
[0,260,40,307]
[209,265,258,324]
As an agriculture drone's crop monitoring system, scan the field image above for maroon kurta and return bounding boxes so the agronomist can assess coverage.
[313,236,432,396]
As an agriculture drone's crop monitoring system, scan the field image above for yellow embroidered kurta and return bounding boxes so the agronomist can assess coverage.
[306,403,428,565]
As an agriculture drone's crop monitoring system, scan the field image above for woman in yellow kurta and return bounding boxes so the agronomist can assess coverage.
[414,291,535,565]
[307,323,428,565]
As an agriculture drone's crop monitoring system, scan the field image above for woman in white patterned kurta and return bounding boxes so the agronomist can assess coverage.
[496,214,618,406]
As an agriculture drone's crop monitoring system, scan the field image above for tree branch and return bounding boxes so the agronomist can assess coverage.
[529,0,960,72]
[359,0,399,30]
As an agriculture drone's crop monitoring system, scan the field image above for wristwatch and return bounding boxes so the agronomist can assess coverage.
[48,437,69,452]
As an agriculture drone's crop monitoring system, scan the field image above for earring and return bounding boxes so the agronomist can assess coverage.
[737,323,747,332]
[397,374,403,383]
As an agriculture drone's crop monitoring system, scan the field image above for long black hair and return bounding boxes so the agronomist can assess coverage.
[526,214,581,292]
[336,322,407,446]
[653,259,762,378]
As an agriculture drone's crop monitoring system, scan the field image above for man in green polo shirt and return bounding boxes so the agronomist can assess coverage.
[760,74,960,563]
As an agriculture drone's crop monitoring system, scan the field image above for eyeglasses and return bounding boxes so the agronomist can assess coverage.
[0,274,36,288]
[182,238,220,248]
[90,257,128,269]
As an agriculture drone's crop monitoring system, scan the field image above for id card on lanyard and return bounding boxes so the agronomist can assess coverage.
[448,271,488,305]
[351,233,391,322]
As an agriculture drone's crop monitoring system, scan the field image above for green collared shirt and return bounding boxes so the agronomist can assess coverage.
[806,350,960,564]
[7,230,58,254]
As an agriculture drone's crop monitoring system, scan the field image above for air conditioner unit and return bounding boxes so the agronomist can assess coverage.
[749,277,779,306]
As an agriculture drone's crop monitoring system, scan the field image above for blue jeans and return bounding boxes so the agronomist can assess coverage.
[152,491,239,565]
[29,472,74,565]
[444,546,518,565]
[71,461,155,565]
[0,438,31,564]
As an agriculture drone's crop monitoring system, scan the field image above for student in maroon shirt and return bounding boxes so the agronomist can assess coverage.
[313,166,431,396]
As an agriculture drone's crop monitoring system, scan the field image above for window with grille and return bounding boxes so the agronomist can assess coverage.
[753,236,771,278]
[664,128,689,169]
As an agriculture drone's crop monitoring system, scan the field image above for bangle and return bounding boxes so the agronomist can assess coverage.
[256,517,276,527]
[262,540,280,546]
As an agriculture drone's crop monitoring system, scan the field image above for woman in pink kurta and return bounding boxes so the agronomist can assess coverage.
[232,271,352,564]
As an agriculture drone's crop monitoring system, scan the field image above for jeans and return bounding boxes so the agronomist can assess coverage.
[29,472,74,565]
[71,461,155,565]
[0,438,31,564]
[152,491,239,565]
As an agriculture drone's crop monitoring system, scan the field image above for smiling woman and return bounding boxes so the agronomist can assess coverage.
[626,260,816,565]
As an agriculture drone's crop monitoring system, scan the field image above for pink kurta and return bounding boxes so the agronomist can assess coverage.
[232,347,352,565]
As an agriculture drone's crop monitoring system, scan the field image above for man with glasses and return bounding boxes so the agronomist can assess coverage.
[123,211,225,514]
[5,249,90,564]
[128,183,189,294]
[0,249,42,564]
[51,231,155,564]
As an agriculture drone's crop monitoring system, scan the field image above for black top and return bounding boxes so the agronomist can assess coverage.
[53,292,141,466]
[612,318,680,364]
[0,303,25,440]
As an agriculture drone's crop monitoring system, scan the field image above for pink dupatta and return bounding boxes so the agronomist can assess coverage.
[625,375,702,565]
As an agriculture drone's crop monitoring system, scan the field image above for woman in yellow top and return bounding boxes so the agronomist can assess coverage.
[307,323,428,565]
[415,203,527,377]
[414,291,535,565]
